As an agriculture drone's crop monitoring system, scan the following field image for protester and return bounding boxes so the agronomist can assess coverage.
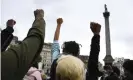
[2,9,133,80]
[2,9,46,80]
[23,62,42,80]
[86,22,101,80]
[50,18,82,80]
[1,19,16,52]
[101,65,120,80]
[112,66,120,78]
[56,55,85,80]
[23,55,42,80]
[122,60,133,80]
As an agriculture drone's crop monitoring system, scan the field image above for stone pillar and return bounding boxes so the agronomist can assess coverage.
[103,4,114,66]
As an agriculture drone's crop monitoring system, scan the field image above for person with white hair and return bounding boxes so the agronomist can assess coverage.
[50,17,102,80]
[50,18,82,80]
[56,55,85,80]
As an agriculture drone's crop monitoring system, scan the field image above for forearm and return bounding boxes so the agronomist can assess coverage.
[1,18,46,79]
[27,18,45,36]
[89,34,100,62]
[52,24,61,60]
[54,24,61,41]
[24,18,46,64]
[86,34,100,80]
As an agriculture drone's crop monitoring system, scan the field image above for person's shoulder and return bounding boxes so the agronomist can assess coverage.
[33,70,41,74]
[31,70,41,76]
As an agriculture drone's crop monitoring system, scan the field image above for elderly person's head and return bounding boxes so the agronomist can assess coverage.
[56,55,85,80]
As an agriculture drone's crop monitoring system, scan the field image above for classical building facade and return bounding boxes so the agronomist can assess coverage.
[39,43,52,74]
[113,57,130,75]
[79,55,89,68]
[79,55,103,70]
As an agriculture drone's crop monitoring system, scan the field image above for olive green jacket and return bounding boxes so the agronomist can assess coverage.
[1,18,46,80]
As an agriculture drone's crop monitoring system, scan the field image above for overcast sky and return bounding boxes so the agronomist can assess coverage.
[1,0,133,63]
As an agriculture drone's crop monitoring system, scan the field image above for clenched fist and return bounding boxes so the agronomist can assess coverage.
[34,9,44,19]
[57,18,63,25]
[6,19,16,27]
[90,22,101,35]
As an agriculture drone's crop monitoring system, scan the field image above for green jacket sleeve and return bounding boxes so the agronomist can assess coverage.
[1,18,45,80]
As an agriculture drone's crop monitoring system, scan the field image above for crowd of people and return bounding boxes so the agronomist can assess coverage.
[1,9,133,80]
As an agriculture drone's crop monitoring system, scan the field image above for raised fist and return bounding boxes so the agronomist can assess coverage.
[6,19,16,27]
[34,9,44,19]
[57,18,63,25]
[90,22,101,35]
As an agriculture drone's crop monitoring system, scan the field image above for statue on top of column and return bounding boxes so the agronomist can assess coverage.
[104,4,108,12]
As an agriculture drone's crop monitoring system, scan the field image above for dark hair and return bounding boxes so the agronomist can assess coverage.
[123,60,133,74]
[62,41,81,57]
[112,66,120,76]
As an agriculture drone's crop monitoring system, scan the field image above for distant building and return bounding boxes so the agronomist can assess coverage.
[79,55,89,63]
[39,43,52,74]
[113,57,129,75]
[79,55,103,70]
[79,55,89,68]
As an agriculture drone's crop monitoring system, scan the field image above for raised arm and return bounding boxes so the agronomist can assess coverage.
[86,22,101,80]
[50,18,63,80]
[54,18,63,41]
[52,18,63,61]
[2,9,46,80]
[1,19,16,52]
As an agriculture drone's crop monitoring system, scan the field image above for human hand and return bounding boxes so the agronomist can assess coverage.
[34,9,44,19]
[90,22,101,35]
[6,19,16,27]
[57,18,63,25]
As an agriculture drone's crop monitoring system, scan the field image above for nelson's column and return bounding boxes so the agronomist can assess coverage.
[103,4,114,66]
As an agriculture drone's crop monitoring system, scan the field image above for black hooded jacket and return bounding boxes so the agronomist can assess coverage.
[1,27,14,52]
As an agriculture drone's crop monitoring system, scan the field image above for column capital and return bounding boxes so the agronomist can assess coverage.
[103,12,110,18]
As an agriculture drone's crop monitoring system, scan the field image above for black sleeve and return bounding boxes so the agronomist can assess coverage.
[49,59,58,80]
[1,27,14,52]
[86,34,100,80]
